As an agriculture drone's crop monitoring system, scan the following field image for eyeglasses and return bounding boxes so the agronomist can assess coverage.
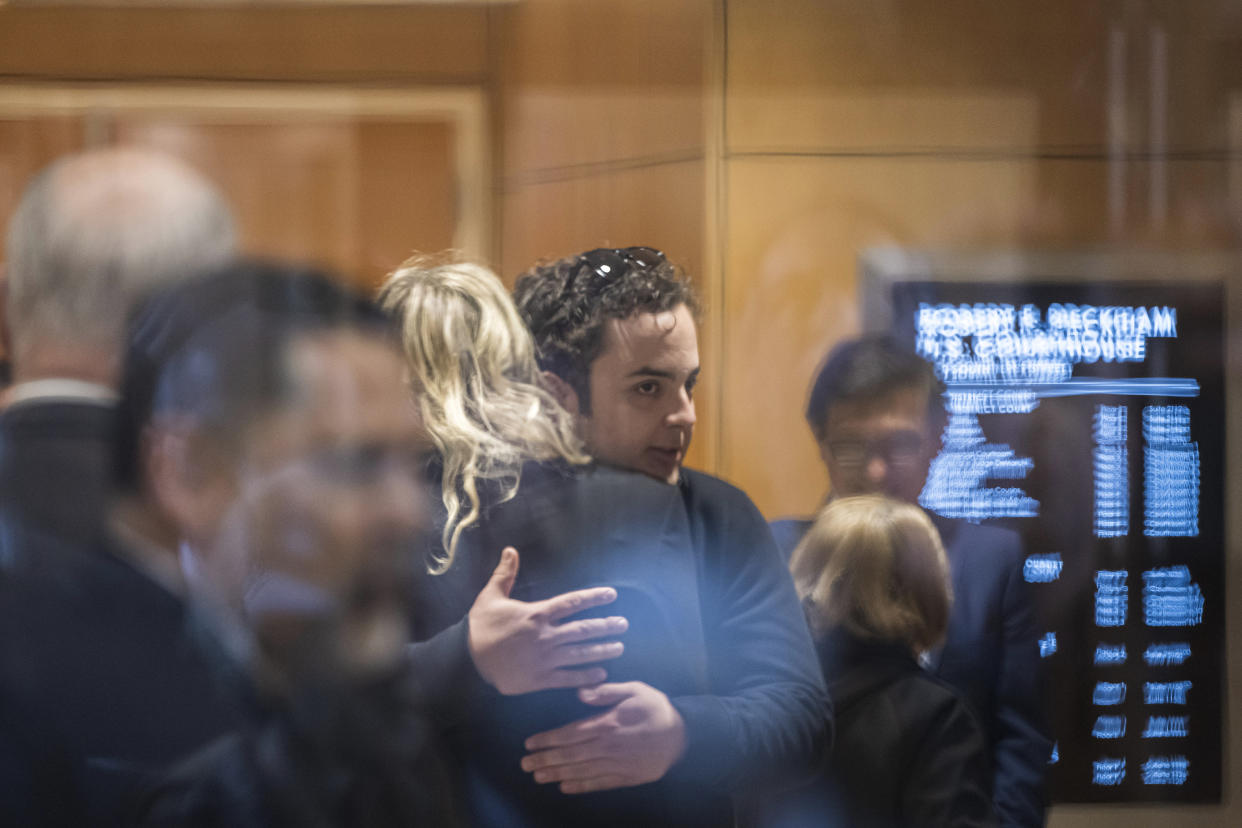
[562,246,666,297]
[827,433,927,468]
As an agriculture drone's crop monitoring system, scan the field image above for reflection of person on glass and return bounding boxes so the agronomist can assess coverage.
[770,336,1049,827]
[382,259,732,826]
[514,247,828,823]
[766,495,994,827]
[119,262,448,825]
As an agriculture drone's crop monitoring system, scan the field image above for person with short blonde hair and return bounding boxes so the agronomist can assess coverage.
[791,494,951,653]
[768,495,996,828]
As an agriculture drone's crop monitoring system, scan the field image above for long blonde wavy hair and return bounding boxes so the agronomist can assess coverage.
[378,256,589,573]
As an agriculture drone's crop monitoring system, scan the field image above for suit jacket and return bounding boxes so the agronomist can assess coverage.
[762,629,994,827]
[0,399,116,549]
[0,527,245,826]
[770,513,1049,828]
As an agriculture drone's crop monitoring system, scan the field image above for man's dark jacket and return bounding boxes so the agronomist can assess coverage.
[770,514,1049,827]
[0,529,245,826]
[412,463,829,828]
[138,664,456,828]
[0,399,116,547]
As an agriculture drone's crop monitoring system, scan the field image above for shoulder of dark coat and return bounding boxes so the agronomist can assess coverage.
[933,515,1024,567]
[677,466,763,513]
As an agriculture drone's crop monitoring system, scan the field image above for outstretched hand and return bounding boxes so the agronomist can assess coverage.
[520,681,687,794]
[467,547,628,695]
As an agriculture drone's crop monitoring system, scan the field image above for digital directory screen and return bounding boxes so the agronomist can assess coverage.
[887,280,1224,803]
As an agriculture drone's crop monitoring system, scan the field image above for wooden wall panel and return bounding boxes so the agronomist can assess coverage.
[496,0,707,176]
[726,0,1111,151]
[723,153,1039,518]
[498,161,706,283]
[114,117,459,290]
[0,7,488,82]
[354,121,458,283]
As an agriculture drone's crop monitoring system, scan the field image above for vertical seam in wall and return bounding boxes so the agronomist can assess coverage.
[485,3,507,272]
[710,0,729,478]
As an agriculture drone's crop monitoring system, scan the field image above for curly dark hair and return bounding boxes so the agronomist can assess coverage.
[513,246,699,414]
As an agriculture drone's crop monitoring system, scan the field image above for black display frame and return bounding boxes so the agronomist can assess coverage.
[861,248,1230,804]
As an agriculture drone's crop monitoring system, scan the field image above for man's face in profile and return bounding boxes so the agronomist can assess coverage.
[575,303,700,485]
[216,330,431,676]
[817,386,937,504]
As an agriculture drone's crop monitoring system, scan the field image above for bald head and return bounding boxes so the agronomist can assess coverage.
[5,148,236,384]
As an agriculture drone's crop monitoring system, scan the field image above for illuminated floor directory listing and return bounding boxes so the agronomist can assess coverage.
[886,279,1224,803]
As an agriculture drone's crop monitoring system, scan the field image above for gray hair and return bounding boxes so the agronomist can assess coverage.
[5,148,236,360]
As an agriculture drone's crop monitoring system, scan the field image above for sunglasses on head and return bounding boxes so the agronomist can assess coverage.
[562,246,666,297]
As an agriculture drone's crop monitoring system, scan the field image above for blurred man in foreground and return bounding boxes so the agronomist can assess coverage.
[0,262,439,824]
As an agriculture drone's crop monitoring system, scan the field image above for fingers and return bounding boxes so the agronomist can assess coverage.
[483,547,519,598]
[538,666,608,690]
[548,641,623,669]
[521,742,609,775]
[546,615,628,646]
[540,586,617,622]
[525,716,606,751]
[532,758,620,785]
[578,682,639,707]
[523,751,636,793]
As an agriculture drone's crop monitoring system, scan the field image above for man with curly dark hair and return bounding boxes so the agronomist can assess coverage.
[512,247,829,823]
[514,247,700,484]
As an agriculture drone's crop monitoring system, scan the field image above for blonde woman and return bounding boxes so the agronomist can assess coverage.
[769,495,995,828]
[379,256,643,702]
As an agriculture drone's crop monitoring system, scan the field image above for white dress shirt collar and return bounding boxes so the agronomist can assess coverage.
[6,378,118,408]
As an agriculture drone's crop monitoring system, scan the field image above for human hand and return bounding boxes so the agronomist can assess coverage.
[520,681,687,794]
[467,547,628,695]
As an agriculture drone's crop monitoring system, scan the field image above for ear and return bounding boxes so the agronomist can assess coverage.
[540,370,581,417]
[143,415,237,547]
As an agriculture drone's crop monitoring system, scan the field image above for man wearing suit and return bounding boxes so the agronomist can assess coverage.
[770,335,1050,827]
[514,247,829,821]
[0,148,236,548]
[1,262,439,824]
